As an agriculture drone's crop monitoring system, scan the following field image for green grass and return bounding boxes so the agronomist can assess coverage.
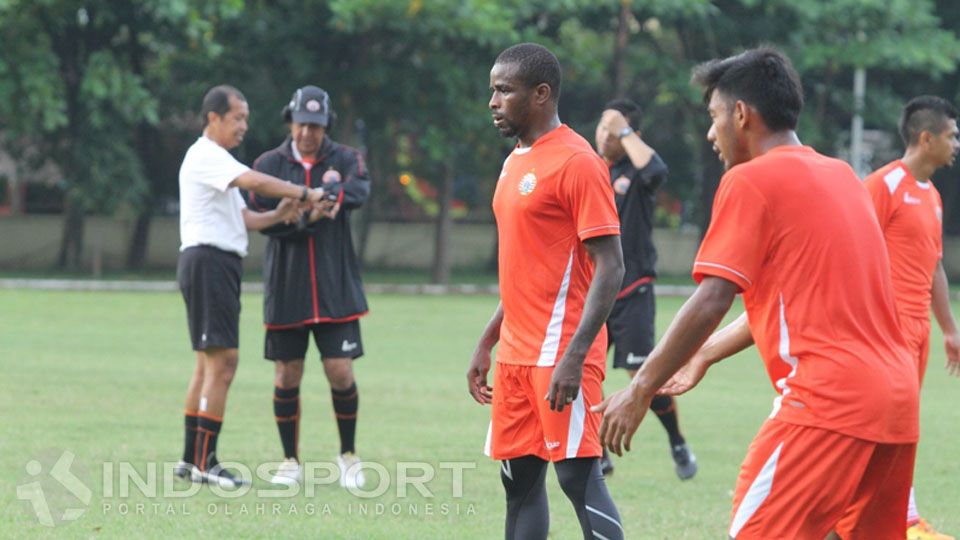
[0,290,957,539]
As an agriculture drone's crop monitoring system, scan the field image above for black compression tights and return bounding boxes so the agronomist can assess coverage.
[501,456,624,540]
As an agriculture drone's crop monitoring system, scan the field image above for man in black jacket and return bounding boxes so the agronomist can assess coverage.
[248,85,371,488]
[594,99,697,480]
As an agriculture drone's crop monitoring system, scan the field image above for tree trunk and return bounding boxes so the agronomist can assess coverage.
[431,163,455,284]
[57,197,85,270]
[610,0,632,99]
[126,211,151,270]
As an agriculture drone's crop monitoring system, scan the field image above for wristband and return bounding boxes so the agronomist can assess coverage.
[299,186,308,202]
[617,126,634,139]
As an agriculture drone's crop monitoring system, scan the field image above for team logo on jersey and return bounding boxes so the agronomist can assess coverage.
[518,172,537,195]
[936,206,943,222]
[613,175,631,195]
[903,192,922,205]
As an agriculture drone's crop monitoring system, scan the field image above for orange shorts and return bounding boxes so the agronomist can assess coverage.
[730,419,915,540]
[484,362,604,462]
[899,314,931,384]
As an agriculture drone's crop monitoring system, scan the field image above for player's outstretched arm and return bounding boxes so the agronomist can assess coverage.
[231,169,324,203]
[593,276,737,456]
[468,302,503,405]
[931,260,960,376]
[659,311,754,396]
[548,235,624,412]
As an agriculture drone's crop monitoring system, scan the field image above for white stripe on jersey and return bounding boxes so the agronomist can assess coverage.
[537,250,574,367]
[770,293,800,419]
[693,261,753,286]
[883,166,906,195]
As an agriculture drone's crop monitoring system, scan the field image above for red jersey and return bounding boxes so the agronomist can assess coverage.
[493,125,620,368]
[693,146,918,443]
[863,160,944,320]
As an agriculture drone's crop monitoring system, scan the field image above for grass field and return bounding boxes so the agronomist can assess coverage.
[0,289,957,539]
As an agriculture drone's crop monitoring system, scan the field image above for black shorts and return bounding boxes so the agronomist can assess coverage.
[177,245,243,351]
[265,320,364,361]
[606,283,655,370]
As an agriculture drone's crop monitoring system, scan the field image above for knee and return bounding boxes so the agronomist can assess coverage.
[206,350,239,385]
[275,360,304,389]
[554,459,592,502]
[324,360,355,390]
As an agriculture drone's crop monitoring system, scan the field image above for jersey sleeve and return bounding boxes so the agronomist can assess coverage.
[863,173,894,231]
[191,144,250,192]
[692,172,770,292]
[557,152,620,241]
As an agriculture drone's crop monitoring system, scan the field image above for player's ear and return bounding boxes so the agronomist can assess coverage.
[733,100,750,129]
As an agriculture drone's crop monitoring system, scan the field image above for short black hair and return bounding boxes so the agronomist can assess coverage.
[899,95,958,146]
[201,85,245,127]
[691,47,803,132]
[495,43,562,102]
[604,98,642,130]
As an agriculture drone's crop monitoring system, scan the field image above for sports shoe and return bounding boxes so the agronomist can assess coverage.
[671,443,698,480]
[173,460,198,481]
[338,452,365,489]
[599,448,614,477]
[200,463,250,489]
[907,518,955,540]
[270,458,302,486]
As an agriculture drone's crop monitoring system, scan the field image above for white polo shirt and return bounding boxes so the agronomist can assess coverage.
[178,135,251,257]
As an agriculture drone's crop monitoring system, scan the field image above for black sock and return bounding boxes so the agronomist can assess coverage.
[182,412,199,464]
[502,456,549,540]
[195,415,223,471]
[331,383,358,455]
[274,386,300,460]
[556,458,624,540]
[651,394,685,447]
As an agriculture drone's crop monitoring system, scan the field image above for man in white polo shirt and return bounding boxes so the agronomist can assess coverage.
[175,84,327,488]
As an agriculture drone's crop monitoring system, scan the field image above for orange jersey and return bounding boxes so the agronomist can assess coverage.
[493,124,620,368]
[863,161,943,320]
[693,146,918,444]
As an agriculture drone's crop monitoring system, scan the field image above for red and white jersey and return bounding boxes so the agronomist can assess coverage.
[493,125,620,368]
[863,160,943,320]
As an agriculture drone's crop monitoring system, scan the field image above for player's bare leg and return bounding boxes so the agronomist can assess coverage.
[271,359,305,485]
[324,357,362,487]
[191,347,246,486]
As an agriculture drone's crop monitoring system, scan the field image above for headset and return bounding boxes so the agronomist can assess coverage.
[281,87,337,130]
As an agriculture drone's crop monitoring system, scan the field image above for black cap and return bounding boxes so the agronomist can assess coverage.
[288,86,332,126]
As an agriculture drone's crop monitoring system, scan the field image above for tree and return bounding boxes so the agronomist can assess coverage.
[0,0,241,270]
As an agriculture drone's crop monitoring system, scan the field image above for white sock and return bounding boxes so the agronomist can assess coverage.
[906,486,920,524]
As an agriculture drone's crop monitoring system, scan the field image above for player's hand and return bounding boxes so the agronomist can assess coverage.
[592,386,651,457]
[306,187,326,203]
[310,199,340,221]
[944,331,960,377]
[658,353,711,396]
[467,346,493,405]
[275,197,304,224]
[601,109,632,137]
[546,357,582,412]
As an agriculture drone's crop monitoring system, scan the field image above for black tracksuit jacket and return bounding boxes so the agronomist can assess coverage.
[248,136,370,328]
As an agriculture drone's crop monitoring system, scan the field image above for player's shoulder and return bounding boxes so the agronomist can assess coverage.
[863,160,908,196]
